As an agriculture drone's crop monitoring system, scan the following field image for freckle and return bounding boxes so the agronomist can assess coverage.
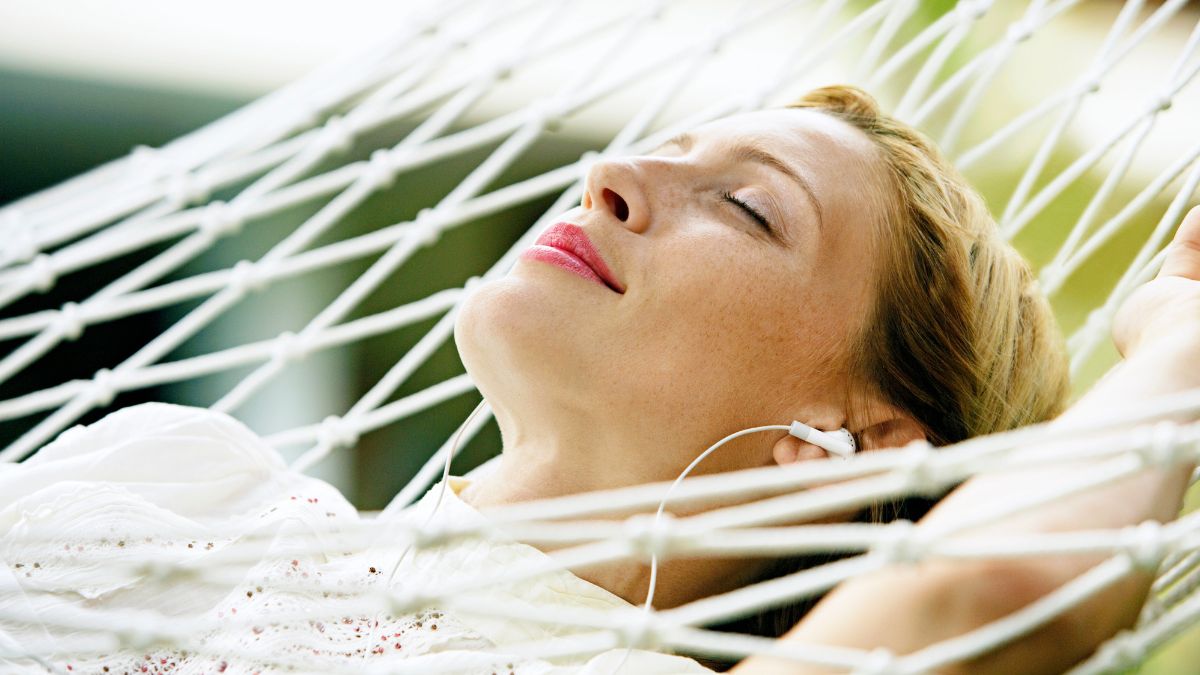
[256,585,263,592]
[118,540,125,547]
[247,591,253,598]
[32,562,40,569]
[14,563,22,568]
[205,542,213,550]
[187,543,193,549]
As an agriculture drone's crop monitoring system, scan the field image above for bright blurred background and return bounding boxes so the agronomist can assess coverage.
[1,0,1198,671]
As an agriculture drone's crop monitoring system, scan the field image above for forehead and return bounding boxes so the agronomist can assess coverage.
[689,108,887,234]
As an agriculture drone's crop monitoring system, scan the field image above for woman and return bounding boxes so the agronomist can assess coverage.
[2,86,1196,674]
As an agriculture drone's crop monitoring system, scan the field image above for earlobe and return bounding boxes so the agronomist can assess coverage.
[771,432,828,465]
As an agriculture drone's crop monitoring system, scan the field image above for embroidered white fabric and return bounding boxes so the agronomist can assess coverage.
[0,404,710,674]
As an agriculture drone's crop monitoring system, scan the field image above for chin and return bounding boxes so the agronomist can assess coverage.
[454,273,600,401]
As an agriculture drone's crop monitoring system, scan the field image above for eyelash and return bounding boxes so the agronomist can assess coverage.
[721,191,772,233]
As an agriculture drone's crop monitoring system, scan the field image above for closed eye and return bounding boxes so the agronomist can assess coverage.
[722,191,772,234]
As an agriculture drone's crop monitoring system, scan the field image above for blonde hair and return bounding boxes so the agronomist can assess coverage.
[790,85,1070,445]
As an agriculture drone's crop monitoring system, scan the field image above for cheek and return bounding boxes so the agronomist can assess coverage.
[629,241,820,394]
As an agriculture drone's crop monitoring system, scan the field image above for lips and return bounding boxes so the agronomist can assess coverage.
[525,222,625,294]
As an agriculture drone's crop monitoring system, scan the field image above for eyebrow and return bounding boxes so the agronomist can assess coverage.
[657,132,825,231]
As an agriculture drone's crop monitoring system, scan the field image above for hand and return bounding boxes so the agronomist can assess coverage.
[1112,205,1200,361]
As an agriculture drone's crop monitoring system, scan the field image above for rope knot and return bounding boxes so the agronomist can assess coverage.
[1005,19,1034,44]
[1094,630,1146,672]
[901,440,942,497]
[129,144,167,176]
[852,648,899,675]
[318,415,360,451]
[955,0,991,21]
[317,115,355,155]
[56,302,85,341]
[199,201,246,244]
[1137,421,1184,469]
[166,170,211,207]
[90,368,117,408]
[273,331,311,363]
[489,56,517,81]
[873,520,923,565]
[1122,520,1168,571]
[364,149,397,191]
[528,99,565,130]
[4,216,38,264]
[412,208,442,247]
[27,254,57,294]
[617,612,660,650]
[229,260,267,296]
[624,512,678,560]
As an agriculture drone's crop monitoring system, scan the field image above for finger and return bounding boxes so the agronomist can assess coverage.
[1159,204,1200,281]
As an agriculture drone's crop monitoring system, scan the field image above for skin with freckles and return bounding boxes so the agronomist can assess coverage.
[452,109,922,606]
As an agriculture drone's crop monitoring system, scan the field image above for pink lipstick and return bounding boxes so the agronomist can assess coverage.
[521,222,624,293]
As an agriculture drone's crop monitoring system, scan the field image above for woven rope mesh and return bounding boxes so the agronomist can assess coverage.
[2,0,1200,672]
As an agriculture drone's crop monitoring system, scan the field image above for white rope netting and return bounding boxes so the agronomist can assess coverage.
[2,0,1200,672]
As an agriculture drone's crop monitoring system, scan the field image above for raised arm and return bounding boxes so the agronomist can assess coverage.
[735,205,1200,675]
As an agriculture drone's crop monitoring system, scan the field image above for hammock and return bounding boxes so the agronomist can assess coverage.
[2,0,1199,672]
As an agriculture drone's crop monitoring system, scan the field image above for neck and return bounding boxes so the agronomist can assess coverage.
[458,405,775,608]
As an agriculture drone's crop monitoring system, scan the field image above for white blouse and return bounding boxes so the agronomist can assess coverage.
[0,403,712,675]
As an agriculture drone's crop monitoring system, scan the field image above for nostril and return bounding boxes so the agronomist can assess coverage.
[602,188,629,222]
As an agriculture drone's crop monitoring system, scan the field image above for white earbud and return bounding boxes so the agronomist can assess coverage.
[788,421,856,458]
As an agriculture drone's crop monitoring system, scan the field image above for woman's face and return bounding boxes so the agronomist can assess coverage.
[455,108,889,481]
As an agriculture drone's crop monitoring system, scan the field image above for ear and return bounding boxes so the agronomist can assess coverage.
[771,415,927,465]
[857,416,926,452]
[771,429,836,466]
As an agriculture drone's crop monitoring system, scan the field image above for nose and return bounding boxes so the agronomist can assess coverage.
[582,157,651,233]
